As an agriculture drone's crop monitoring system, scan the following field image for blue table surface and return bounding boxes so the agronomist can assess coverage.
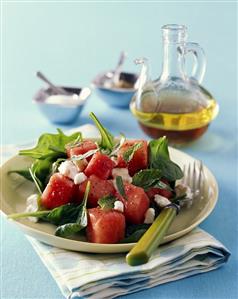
[1,2,238,299]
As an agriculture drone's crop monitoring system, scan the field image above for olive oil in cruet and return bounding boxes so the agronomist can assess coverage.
[130,24,219,145]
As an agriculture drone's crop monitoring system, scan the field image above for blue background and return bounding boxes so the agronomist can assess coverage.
[1,1,237,299]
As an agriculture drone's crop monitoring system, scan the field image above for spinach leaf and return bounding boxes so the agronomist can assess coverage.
[153,159,184,182]
[29,167,43,194]
[65,134,82,150]
[110,133,126,157]
[29,155,63,192]
[8,169,33,182]
[148,137,183,181]
[42,204,81,225]
[116,176,127,199]
[149,136,170,164]
[98,195,117,210]
[89,112,114,152]
[50,158,66,176]
[19,129,81,159]
[8,203,81,226]
[120,223,150,243]
[132,169,162,190]
[123,142,142,163]
[120,229,147,243]
[55,181,90,238]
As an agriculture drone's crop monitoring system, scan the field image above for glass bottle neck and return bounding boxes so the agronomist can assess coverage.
[160,41,186,82]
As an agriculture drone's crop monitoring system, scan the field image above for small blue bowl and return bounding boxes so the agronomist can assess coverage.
[33,86,91,124]
[92,71,138,109]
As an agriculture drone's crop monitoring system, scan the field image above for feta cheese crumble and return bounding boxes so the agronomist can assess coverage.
[113,200,124,212]
[154,194,171,208]
[144,208,155,224]
[112,168,132,183]
[74,172,87,185]
[58,160,78,180]
[25,194,39,223]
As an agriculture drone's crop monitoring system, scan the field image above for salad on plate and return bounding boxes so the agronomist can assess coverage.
[8,113,189,244]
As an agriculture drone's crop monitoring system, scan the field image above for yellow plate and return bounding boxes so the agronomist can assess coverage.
[0,145,218,253]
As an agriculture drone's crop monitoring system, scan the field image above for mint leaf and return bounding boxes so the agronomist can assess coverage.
[70,149,99,161]
[152,179,173,191]
[123,142,142,163]
[98,195,117,210]
[132,169,162,190]
[116,176,127,199]
[89,112,114,152]
[110,133,126,157]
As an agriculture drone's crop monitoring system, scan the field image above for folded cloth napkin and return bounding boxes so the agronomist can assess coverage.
[1,124,230,299]
[27,229,230,299]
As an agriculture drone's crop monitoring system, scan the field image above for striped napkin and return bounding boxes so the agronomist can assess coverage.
[27,229,230,299]
[1,124,230,299]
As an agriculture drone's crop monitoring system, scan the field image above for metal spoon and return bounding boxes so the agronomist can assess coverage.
[105,51,127,86]
[36,71,69,95]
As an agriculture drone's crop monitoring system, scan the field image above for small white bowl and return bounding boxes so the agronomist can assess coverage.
[92,71,138,109]
[33,86,91,124]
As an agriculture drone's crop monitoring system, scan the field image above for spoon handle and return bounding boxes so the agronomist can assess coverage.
[113,51,127,84]
[126,206,177,266]
[36,71,68,95]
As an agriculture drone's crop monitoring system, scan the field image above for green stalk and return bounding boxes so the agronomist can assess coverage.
[126,206,177,266]
[8,210,50,220]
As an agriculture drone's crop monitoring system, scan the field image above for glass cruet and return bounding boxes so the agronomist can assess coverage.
[130,24,219,145]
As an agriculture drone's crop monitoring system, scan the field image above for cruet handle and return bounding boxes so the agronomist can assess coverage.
[184,42,206,84]
[134,58,149,89]
[134,58,149,109]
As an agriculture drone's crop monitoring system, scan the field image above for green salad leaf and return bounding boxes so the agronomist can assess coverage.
[89,112,114,152]
[120,229,147,243]
[148,137,183,181]
[8,203,80,225]
[132,169,173,191]
[70,149,99,161]
[98,195,117,210]
[29,167,43,194]
[116,176,127,199]
[149,136,170,163]
[154,159,184,182]
[12,129,81,192]
[29,156,64,192]
[8,169,33,182]
[132,169,162,190]
[50,158,67,176]
[123,142,142,163]
[120,223,150,243]
[43,204,82,225]
[19,129,81,159]
[110,133,126,157]
[55,181,90,238]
